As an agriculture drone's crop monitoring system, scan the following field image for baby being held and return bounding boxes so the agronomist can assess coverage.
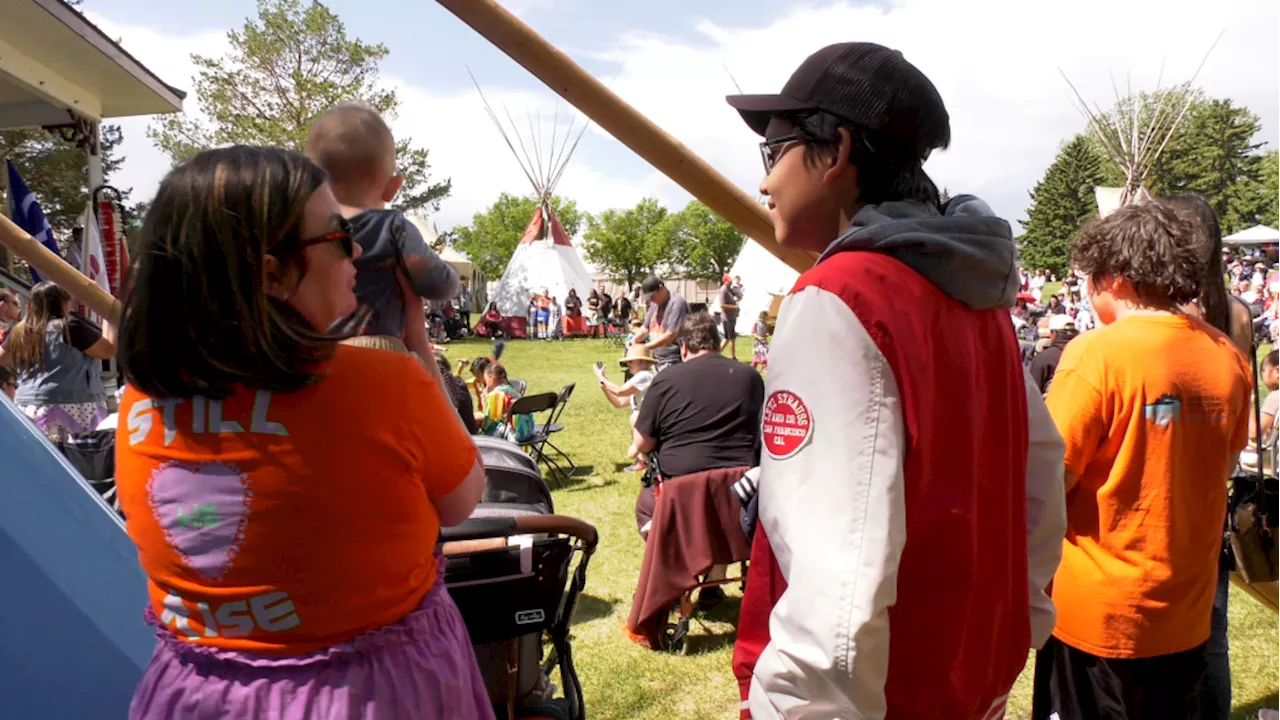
[306,104,458,358]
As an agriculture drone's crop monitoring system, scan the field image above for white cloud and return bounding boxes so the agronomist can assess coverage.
[85,12,229,204]
[94,0,1278,236]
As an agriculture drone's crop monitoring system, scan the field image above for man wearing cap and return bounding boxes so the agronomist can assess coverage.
[726,43,1066,719]
[632,274,691,371]
[718,274,742,359]
[1030,314,1078,395]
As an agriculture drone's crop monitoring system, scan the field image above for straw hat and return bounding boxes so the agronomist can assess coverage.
[618,345,658,366]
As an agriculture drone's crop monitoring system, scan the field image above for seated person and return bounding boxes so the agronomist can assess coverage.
[594,346,658,472]
[633,311,764,535]
[479,302,503,339]
[475,362,532,441]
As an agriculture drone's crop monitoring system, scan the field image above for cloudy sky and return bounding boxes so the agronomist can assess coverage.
[87,0,1278,235]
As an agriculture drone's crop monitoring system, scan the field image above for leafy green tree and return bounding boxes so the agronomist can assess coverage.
[582,198,670,290]
[1019,136,1106,275]
[450,193,585,279]
[664,201,744,282]
[148,0,449,213]
[1257,151,1279,228]
[1,125,128,277]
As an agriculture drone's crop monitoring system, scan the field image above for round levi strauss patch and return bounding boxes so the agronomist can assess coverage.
[762,390,813,460]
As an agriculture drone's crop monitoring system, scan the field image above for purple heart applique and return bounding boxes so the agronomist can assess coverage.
[147,461,252,582]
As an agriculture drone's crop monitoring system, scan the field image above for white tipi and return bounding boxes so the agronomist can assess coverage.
[473,75,596,317]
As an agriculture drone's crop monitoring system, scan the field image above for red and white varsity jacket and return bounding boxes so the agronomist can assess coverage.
[732,202,1066,719]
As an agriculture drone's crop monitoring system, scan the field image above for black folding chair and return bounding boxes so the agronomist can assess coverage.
[508,391,568,487]
[535,383,577,478]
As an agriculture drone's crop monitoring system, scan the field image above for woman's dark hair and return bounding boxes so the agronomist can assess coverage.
[1071,202,1204,308]
[677,311,722,354]
[470,356,491,377]
[4,281,71,373]
[119,145,335,399]
[1157,194,1230,335]
[1048,295,1061,305]
[794,110,946,207]
[435,354,453,377]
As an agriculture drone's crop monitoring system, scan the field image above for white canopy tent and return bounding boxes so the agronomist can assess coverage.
[405,214,486,310]
[1224,225,1280,247]
[727,238,798,335]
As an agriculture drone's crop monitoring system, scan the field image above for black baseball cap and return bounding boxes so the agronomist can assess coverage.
[639,274,663,301]
[726,42,950,161]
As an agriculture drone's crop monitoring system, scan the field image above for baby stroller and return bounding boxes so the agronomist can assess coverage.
[439,437,598,720]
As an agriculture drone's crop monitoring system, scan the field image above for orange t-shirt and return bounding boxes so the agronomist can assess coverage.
[1045,314,1251,658]
[115,345,477,655]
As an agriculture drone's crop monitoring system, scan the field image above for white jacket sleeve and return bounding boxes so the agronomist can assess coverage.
[749,287,906,720]
[1022,367,1066,648]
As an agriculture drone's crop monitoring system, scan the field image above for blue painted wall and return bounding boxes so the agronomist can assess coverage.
[0,395,153,717]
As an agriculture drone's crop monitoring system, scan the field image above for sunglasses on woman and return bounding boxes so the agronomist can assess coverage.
[271,216,355,258]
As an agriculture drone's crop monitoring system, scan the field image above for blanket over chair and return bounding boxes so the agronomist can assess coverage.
[626,465,752,648]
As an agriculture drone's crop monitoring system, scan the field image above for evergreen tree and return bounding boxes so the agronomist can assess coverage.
[1155,98,1263,231]
[1020,136,1106,275]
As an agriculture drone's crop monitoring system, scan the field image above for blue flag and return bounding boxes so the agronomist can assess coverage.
[6,160,61,283]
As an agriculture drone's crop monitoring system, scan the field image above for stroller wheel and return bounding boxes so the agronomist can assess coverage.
[660,620,689,655]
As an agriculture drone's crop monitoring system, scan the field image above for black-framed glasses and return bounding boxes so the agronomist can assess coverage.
[271,217,355,258]
[759,134,808,175]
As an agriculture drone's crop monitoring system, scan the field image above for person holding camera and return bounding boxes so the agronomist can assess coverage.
[595,345,658,472]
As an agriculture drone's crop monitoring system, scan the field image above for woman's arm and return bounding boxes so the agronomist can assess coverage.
[433,459,485,527]
[80,317,116,360]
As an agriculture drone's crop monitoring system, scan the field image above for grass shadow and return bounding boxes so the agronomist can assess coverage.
[565,478,618,493]
[1234,692,1279,720]
[683,625,738,656]
[571,593,616,625]
[679,596,742,656]
[545,467,592,491]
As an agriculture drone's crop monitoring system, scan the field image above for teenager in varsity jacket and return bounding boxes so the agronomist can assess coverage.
[726,43,1067,719]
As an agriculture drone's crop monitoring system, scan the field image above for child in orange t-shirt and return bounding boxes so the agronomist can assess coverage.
[1036,202,1252,720]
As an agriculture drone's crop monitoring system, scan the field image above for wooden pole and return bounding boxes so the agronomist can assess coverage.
[0,213,119,323]
[435,0,816,274]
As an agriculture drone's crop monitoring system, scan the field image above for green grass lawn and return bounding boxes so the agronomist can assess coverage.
[441,337,1278,720]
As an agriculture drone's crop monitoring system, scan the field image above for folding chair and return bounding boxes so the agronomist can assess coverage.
[535,383,577,478]
[510,379,528,398]
[507,391,568,487]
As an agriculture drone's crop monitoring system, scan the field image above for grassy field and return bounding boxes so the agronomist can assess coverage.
[441,336,1278,720]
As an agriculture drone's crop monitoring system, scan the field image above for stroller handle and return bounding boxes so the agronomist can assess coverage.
[439,513,599,550]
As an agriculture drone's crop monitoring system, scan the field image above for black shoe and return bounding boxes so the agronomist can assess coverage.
[696,585,726,610]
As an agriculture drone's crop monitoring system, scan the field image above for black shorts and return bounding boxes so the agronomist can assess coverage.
[1033,635,1207,720]
[722,314,737,340]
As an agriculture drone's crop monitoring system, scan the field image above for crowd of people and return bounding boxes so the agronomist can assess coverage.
[1,37,1276,720]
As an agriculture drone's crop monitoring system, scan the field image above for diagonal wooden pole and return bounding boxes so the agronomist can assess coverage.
[435,0,816,274]
[0,213,120,323]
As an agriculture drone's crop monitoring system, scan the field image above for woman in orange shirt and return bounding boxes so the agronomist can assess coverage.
[114,146,491,719]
